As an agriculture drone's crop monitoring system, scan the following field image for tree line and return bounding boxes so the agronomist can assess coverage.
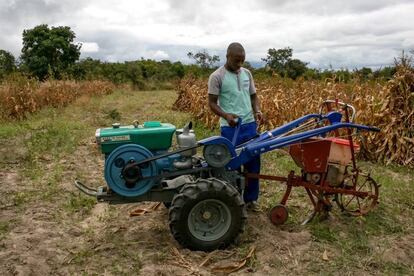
[0,24,398,86]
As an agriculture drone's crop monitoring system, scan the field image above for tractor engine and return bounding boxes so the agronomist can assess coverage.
[95,121,197,197]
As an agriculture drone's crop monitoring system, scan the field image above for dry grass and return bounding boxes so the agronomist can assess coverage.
[174,65,414,167]
[0,90,412,275]
[0,74,115,120]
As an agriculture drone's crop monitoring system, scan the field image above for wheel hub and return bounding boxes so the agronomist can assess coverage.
[188,199,232,241]
[202,211,212,220]
[336,173,379,216]
[269,204,289,225]
[203,144,232,168]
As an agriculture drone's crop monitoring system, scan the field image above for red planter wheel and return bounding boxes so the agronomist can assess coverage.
[336,172,379,216]
[269,204,289,225]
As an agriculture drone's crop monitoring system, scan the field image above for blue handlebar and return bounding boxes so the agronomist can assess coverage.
[231,118,242,145]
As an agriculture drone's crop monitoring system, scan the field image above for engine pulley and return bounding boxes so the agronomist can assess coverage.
[122,160,143,188]
[104,144,158,197]
[203,144,232,168]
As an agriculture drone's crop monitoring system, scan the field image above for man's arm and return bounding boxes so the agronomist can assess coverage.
[250,93,264,123]
[246,69,264,124]
[208,94,239,127]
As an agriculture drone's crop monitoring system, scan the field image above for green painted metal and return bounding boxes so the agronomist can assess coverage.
[97,121,176,154]
[143,121,162,128]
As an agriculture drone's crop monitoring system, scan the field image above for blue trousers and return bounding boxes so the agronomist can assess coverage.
[221,122,261,202]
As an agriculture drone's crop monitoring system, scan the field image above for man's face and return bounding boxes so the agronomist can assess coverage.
[226,50,245,72]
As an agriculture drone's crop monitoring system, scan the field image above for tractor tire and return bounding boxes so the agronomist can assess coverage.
[169,178,247,251]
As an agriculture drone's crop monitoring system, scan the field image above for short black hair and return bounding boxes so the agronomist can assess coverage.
[227,42,245,55]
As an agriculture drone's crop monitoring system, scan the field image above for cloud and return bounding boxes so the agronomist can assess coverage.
[255,0,413,15]
[80,42,99,53]
[0,0,87,57]
[0,0,413,68]
[147,50,170,60]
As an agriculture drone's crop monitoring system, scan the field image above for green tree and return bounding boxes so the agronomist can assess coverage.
[373,66,396,81]
[243,61,255,72]
[125,61,145,89]
[0,49,16,79]
[303,68,320,80]
[187,50,220,69]
[262,47,308,79]
[354,67,373,81]
[262,47,293,74]
[171,61,185,78]
[285,59,308,80]
[69,57,103,80]
[21,24,81,80]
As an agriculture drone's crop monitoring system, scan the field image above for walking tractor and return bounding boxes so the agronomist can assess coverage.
[75,100,380,251]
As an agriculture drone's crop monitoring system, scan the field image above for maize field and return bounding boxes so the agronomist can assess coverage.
[174,64,414,167]
[0,74,115,120]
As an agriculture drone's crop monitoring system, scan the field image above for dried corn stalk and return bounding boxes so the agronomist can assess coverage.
[0,75,115,119]
[174,65,413,167]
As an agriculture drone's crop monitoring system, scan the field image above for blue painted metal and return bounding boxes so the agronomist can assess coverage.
[243,113,322,145]
[226,122,379,170]
[155,153,182,172]
[105,145,184,197]
[231,118,242,145]
[324,111,342,124]
[196,110,379,171]
[105,144,159,197]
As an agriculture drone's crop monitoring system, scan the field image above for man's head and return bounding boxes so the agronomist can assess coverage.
[225,42,245,72]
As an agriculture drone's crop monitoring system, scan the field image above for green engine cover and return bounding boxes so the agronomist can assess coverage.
[96,121,176,154]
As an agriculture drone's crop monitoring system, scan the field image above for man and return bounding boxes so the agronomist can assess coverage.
[208,42,264,210]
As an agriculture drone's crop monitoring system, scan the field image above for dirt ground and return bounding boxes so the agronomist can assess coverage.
[0,90,413,275]
[0,143,317,275]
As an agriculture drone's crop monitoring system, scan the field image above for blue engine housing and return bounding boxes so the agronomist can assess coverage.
[104,144,181,197]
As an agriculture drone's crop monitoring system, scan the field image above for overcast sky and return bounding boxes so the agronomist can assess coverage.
[1,0,413,69]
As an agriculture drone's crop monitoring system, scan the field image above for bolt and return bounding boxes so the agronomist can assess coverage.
[203,211,212,220]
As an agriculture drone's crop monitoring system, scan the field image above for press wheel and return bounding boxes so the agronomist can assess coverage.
[336,172,379,216]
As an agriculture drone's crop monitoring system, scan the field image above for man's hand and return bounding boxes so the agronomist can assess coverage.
[254,111,265,124]
[224,113,239,127]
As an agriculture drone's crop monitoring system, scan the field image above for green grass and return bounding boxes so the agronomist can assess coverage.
[0,221,10,240]
[63,192,97,215]
[11,191,34,208]
[0,122,25,138]
[69,248,95,265]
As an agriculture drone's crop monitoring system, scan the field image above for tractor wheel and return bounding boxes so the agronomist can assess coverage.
[168,178,246,251]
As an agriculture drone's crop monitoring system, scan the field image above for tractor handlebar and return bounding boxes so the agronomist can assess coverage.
[319,100,356,122]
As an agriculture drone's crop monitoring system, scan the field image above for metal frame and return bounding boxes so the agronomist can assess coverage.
[198,111,379,171]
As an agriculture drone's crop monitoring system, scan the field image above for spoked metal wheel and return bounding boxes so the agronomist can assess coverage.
[336,172,379,216]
